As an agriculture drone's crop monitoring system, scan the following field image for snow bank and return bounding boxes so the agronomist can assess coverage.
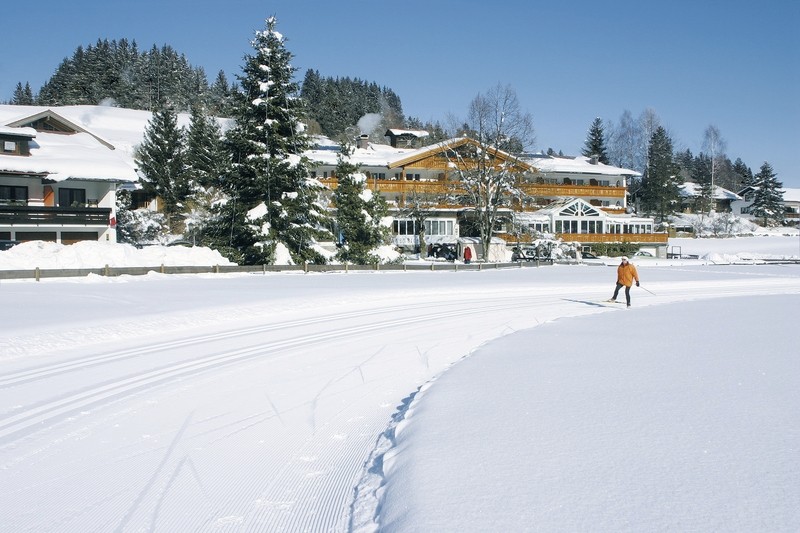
[0,241,235,270]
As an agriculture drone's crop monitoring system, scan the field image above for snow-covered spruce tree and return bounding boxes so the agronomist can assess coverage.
[750,161,784,227]
[135,104,189,234]
[640,126,681,223]
[182,105,229,243]
[12,82,35,105]
[185,105,227,190]
[581,117,609,164]
[333,145,390,264]
[207,16,331,265]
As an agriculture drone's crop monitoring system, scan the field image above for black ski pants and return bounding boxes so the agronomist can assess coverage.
[612,282,632,305]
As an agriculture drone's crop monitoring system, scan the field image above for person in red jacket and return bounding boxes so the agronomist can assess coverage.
[463,246,473,264]
[608,256,639,307]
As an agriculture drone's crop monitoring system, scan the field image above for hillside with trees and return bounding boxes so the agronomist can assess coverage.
[9,39,236,116]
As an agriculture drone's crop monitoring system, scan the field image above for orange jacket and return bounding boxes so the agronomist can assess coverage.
[616,262,639,287]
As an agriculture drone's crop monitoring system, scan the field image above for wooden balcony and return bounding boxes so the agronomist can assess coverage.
[0,205,113,226]
[518,183,626,198]
[497,232,668,244]
[321,178,452,195]
[555,233,669,244]
[320,178,626,200]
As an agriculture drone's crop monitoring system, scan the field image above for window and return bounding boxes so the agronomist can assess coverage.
[0,185,28,204]
[3,141,17,153]
[424,219,454,236]
[393,220,418,235]
[58,188,86,207]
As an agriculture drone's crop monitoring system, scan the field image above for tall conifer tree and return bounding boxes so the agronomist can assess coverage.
[333,145,389,264]
[750,162,784,227]
[135,105,189,233]
[209,16,330,265]
[581,117,609,164]
[640,126,681,222]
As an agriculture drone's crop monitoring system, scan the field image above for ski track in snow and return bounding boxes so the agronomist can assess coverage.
[1,267,799,531]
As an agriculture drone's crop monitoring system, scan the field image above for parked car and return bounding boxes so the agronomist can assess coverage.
[633,250,654,257]
[511,245,538,262]
[0,239,20,251]
[579,250,606,264]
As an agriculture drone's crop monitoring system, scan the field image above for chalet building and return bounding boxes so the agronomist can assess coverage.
[0,106,140,244]
[678,182,742,213]
[307,135,667,254]
[732,186,800,223]
[1,104,669,256]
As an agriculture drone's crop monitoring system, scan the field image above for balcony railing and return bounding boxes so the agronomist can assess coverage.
[320,178,627,200]
[497,232,669,244]
[555,233,669,244]
[0,205,113,226]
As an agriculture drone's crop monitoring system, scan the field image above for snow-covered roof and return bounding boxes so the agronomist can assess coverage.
[385,128,429,138]
[0,104,234,183]
[306,137,418,168]
[0,125,36,137]
[0,130,138,182]
[680,182,742,200]
[524,153,640,177]
[780,187,800,203]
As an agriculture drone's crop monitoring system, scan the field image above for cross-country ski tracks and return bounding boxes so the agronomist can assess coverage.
[0,295,551,446]
[0,292,547,389]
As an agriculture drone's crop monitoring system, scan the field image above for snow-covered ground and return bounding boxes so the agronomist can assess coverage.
[1,235,799,532]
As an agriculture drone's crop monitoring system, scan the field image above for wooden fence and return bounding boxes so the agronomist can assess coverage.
[0,260,557,281]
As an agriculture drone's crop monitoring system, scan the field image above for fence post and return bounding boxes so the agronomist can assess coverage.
[375,262,380,271]
[35,267,40,282]
[454,263,458,272]
[214,264,220,274]
[160,264,165,274]
[430,263,435,271]
[105,264,110,276]
[304,261,309,273]
[479,263,482,271]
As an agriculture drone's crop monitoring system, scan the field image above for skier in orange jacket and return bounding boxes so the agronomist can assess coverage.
[608,256,639,307]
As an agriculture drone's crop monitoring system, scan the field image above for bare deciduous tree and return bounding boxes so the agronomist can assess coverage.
[702,124,727,211]
[448,84,536,259]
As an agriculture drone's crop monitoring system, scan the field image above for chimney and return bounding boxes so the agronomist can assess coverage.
[357,134,369,150]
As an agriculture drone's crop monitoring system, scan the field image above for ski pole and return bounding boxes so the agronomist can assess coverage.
[638,285,656,296]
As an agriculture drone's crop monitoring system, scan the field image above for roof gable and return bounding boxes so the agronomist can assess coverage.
[536,197,603,217]
[5,109,116,150]
[388,137,535,173]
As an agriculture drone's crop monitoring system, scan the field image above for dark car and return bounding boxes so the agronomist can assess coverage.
[0,239,20,251]
[580,251,599,259]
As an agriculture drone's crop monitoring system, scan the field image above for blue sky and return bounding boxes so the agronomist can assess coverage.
[2,0,798,187]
